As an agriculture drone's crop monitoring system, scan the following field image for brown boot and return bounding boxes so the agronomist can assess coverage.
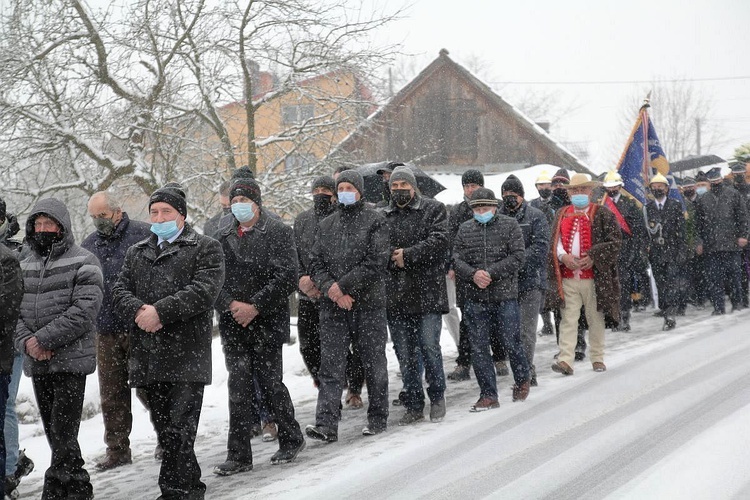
[551,360,574,375]
[512,381,530,402]
[95,451,132,471]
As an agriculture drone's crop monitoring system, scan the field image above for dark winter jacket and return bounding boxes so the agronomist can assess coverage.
[547,204,622,321]
[452,213,526,306]
[310,201,389,311]
[203,211,224,239]
[611,194,648,269]
[694,185,750,254]
[215,213,297,347]
[529,196,556,226]
[645,198,687,266]
[81,213,151,334]
[0,244,23,374]
[499,201,550,293]
[448,200,474,249]
[293,204,335,302]
[112,223,225,386]
[15,198,103,376]
[382,194,449,316]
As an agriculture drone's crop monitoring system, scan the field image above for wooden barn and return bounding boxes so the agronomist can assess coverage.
[330,49,592,176]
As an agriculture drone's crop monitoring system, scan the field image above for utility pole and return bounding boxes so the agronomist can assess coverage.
[695,117,701,155]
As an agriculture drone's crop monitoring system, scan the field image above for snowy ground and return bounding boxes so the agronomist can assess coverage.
[14,305,750,499]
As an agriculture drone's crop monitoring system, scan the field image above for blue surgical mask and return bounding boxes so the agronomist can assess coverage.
[151,220,180,240]
[571,194,590,209]
[473,211,494,224]
[338,191,357,206]
[231,202,255,223]
[696,186,708,196]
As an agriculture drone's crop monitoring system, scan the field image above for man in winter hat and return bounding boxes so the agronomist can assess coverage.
[113,185,225,498]
[445,169,486,382]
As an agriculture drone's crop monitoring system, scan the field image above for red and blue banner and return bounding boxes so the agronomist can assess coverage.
[615,103,683,208]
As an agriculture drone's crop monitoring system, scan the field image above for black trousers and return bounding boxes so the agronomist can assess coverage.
[142,382,205,499]
[32,373,91,500]
[651,260,680,311]
[316,305,389,431]
[298,299,322,383]
[223,341,303,462]
[455,315,472,367]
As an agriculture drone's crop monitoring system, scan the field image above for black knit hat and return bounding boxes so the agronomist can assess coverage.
[231,165,255,180]
[552,168,570,184]
[695,171,709,183]
[462,169,484,187]
[501,174,525,197]
[336,169,364,195]
[150,184,187,217]
[469,187,498,208]
[229,178,262,206]
[311,175,335,193]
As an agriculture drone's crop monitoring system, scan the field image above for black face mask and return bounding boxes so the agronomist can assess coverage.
[537,188,552,199]
[651,190,667,199]
[93,216,116,237]
[683,189,696,199]
[391,189,412,208]
[313,193,334,215]
[711,182,723,193]
[606,190,620,199]
[502,195,520,212]
[31,231,62,255]
[733,174,746,186]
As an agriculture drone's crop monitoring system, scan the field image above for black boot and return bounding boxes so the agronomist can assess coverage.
[619,310,631,332]
[663,308,676,331]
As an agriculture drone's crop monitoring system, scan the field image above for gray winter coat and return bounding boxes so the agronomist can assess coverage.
[694,185,750,254]
[15,198,103,376]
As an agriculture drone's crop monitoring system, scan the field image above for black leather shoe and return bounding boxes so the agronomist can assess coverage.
[271,440,305,465]
[213,460,253,476]
[305,425,338,443]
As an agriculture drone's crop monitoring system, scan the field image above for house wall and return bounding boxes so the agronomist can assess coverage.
[340,64,580,172]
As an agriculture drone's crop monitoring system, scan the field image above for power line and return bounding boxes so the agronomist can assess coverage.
[492,76,750,85]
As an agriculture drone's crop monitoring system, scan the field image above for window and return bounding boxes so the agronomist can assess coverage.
[281,104,315,125]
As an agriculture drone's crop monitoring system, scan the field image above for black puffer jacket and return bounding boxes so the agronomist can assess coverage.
[0,244,23,374]
[112,223,225,386]
[310,201,389,310]
[382,195,449,316]
[15,198,103,376]
[215,213,297,347]
[81,213,151,334]
[499,202,550,293]
[694,185,750,253]
[452,213,526,305]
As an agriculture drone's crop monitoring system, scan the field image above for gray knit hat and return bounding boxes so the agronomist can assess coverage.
[311,175,336,193]
[389,165,417,189]
[336,169,364,195]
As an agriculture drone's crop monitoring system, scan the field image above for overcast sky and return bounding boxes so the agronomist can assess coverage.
[388,0,750,170]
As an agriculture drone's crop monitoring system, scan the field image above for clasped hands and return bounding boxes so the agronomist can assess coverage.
[25,337,53,361]
[560,254,594,270]
[135,304,163,333]
[328,282,354,310]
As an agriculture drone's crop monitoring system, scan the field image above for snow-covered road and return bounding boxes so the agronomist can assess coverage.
[15,308,750,499]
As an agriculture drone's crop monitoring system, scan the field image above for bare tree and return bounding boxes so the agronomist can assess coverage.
[0,0,402,229]
[611,79,719,165]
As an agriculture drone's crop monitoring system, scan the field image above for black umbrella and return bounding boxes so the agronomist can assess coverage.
[355,162,446,204]
[670,154,725,173]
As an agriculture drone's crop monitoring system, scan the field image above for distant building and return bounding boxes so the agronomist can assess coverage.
[329,49,592,176]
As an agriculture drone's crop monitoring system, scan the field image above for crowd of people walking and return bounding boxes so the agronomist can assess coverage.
[1,157,749,499]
